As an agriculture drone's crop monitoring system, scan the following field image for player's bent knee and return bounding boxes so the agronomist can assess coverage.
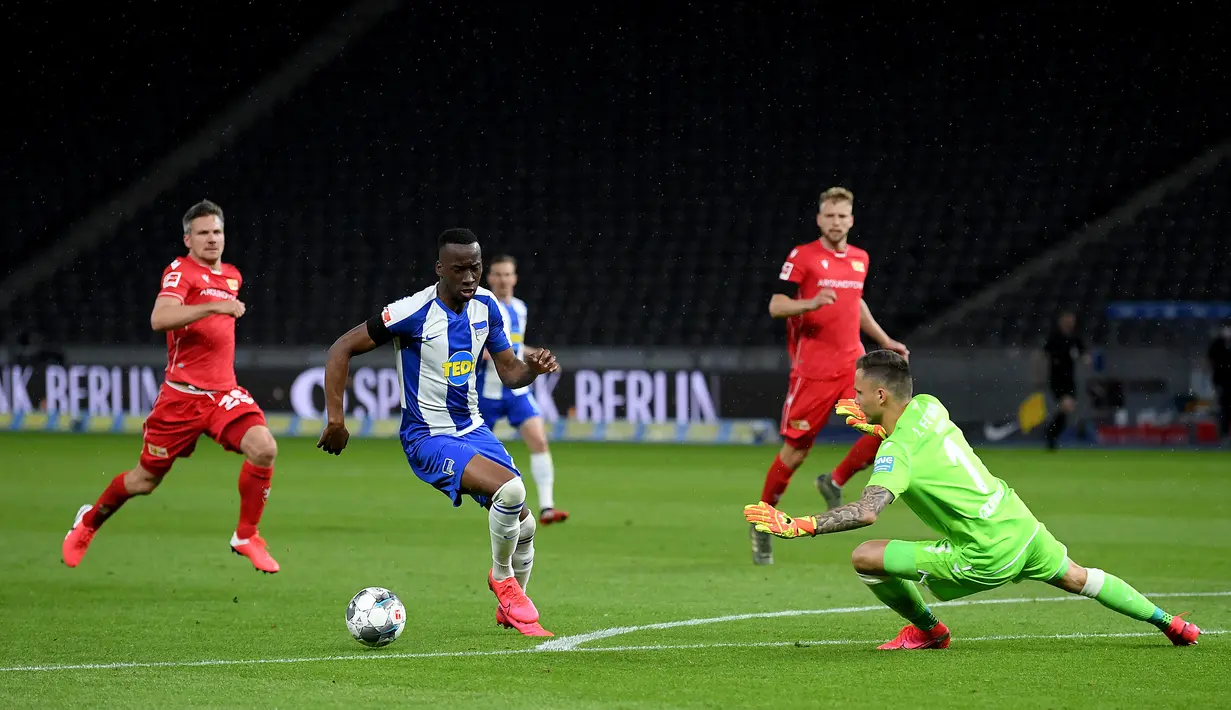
[851,540,889,575]
[779,441,810,467]
[461,454,517,497]
[493,477,527,511]
[1048,559,1090,595]
[124,465,163,495]
[241,426,278,467]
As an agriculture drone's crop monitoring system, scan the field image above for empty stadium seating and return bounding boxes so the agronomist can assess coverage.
[2,5,346,276]
[931,156,1231,347]
[7,4,1228,349]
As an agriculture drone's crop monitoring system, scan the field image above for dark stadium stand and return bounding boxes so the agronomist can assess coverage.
[2,4,347,276]
[931,156,1231,348]
[7,4,1228,348]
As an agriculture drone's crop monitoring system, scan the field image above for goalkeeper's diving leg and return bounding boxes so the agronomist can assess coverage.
[851,538,1201,649]
[851,540,951,650]
[1047,559,1201,645]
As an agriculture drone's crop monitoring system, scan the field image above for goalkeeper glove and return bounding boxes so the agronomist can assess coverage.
[835,398,887,439]
[743,501,817,539]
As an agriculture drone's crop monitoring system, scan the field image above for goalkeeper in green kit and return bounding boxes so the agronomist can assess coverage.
[744,349,1202,650]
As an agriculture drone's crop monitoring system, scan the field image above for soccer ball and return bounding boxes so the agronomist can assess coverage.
[345,587,407,647]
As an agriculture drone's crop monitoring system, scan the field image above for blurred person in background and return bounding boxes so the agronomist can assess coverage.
[1209,324,1231,444]
[1039,312,1090,451]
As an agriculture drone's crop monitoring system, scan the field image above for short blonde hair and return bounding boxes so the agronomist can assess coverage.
[818,186,854,210]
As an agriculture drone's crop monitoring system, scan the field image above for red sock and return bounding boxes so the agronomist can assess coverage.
[831,434,882,486]
[759,454,798,507]
[83,473,133,529]
[236,461,274,539]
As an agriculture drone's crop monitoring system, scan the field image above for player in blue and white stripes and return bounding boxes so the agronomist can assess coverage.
[477,255,568,525]
[317,229,559,637]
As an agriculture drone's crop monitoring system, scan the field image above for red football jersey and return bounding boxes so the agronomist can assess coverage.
[777,241,869,381]
[155,256,243,391]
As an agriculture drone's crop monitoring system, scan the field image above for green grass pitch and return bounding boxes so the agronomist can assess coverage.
[1,432,1228,708]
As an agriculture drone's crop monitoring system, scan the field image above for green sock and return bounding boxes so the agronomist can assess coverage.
[859,574,938,631]
[1148,608,1174,630]
[1083,568,1172,629]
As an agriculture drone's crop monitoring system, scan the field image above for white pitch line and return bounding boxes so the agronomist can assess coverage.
[537,590,1231,651]
[576,629,1230,654]
[2,591,1226,673]
[3,629,1224,673]
[0,648,537,673]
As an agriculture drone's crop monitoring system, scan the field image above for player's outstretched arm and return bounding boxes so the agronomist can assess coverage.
[807,485,895,534]
[743,486,895,538]
[492,347,559,389]
[149,296,242,332]
[317,322,382,455]
[858,298,908,359]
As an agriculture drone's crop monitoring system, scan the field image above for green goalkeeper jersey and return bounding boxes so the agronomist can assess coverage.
[867,394,1042,573]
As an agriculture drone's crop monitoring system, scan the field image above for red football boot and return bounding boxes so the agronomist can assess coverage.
[495,605,554,637]
[539,508,570,525]
[488,571,539,624]
[1162,613,1201,646]
[230,532,280,573]
[877,622,951,650]
[62,504,97,568]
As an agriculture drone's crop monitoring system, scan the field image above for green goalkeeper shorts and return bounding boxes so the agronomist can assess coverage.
[883,522,1070,602]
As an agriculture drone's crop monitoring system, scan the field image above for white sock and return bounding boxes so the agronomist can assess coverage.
[513,514,536,592]
[489,478,525,581]
[529,451,555,511]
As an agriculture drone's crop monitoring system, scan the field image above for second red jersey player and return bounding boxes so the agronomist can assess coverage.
[61,199,281,574]
[751,187,909,565]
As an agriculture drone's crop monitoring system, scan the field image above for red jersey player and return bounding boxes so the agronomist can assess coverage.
[751,187,909,565]
[61,200,281,573]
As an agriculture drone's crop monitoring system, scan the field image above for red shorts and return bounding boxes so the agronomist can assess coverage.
[139,383,266,475]
[779,374,854,447]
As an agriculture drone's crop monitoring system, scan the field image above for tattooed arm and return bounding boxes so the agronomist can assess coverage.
[806,485,896,534]
[744,485,896,539]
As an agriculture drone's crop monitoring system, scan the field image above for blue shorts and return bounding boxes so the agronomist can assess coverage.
[479,390,542,429]
[402,426,520,508]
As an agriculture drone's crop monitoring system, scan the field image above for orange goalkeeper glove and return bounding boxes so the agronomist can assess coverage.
[835,398,887,439]
[743,501,817,539]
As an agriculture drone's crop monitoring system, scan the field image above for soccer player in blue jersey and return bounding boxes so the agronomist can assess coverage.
[317,228,560,637]
[478,255,569,525]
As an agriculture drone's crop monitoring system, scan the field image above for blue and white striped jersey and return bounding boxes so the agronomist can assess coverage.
[477,296,531,399]
[380,284,511,440]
